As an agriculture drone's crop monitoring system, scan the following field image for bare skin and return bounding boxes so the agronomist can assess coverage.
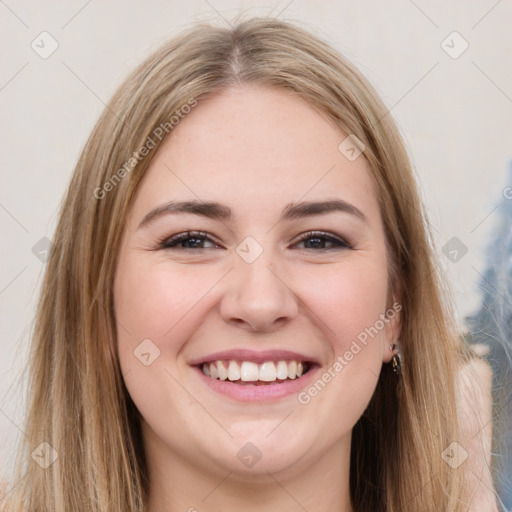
[114,84,401,512]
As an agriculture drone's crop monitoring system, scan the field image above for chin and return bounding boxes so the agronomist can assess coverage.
[203,426,317,477]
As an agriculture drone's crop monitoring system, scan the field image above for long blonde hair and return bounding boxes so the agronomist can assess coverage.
[6,17,472,511]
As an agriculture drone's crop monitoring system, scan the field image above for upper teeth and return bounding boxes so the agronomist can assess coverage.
[202,360,305,381]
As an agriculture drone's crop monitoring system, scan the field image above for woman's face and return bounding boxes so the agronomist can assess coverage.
[114,84,400,479]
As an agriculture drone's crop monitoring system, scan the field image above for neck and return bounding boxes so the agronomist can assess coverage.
[145,427,354,512]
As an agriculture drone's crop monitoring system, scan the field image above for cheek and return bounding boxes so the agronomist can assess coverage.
[295,260,388,425]
[114,257,228,410]
[114,259,215,343]
[301,258,389,349]
[114,259,215,446]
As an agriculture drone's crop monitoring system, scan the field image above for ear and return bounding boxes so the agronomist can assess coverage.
[382,299,402,363]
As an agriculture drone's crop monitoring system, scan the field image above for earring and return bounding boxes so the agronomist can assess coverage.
[390,343,402,376]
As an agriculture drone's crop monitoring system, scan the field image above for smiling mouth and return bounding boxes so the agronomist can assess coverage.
[199,360,312,385]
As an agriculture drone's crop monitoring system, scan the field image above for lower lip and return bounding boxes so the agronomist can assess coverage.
[193,365,321,402]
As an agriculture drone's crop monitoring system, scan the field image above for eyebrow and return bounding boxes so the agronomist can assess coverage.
[137,198,367,230]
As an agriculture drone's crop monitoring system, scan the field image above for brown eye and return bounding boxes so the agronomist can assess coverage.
[160,231,220,250]
[294,231,351,250]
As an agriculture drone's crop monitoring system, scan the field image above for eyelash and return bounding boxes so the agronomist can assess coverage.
[157,230,352,251]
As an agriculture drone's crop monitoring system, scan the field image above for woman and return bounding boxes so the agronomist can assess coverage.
[4,17,498,511]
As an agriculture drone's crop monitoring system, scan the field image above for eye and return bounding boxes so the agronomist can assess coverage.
[293,231,351,250]
[159,231,220,250]
[157,230,352,251]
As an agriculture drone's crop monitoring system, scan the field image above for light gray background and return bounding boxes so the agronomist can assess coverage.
[1,0,511,477]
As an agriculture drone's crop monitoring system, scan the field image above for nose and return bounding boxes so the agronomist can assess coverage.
[220,249,299,333]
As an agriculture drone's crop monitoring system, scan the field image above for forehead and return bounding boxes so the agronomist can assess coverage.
[130,84,380,226]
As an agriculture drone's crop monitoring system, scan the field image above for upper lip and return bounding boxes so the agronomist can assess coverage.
[189,348,319,366]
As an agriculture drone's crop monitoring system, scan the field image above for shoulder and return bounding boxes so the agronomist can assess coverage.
[457,346,498,512]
